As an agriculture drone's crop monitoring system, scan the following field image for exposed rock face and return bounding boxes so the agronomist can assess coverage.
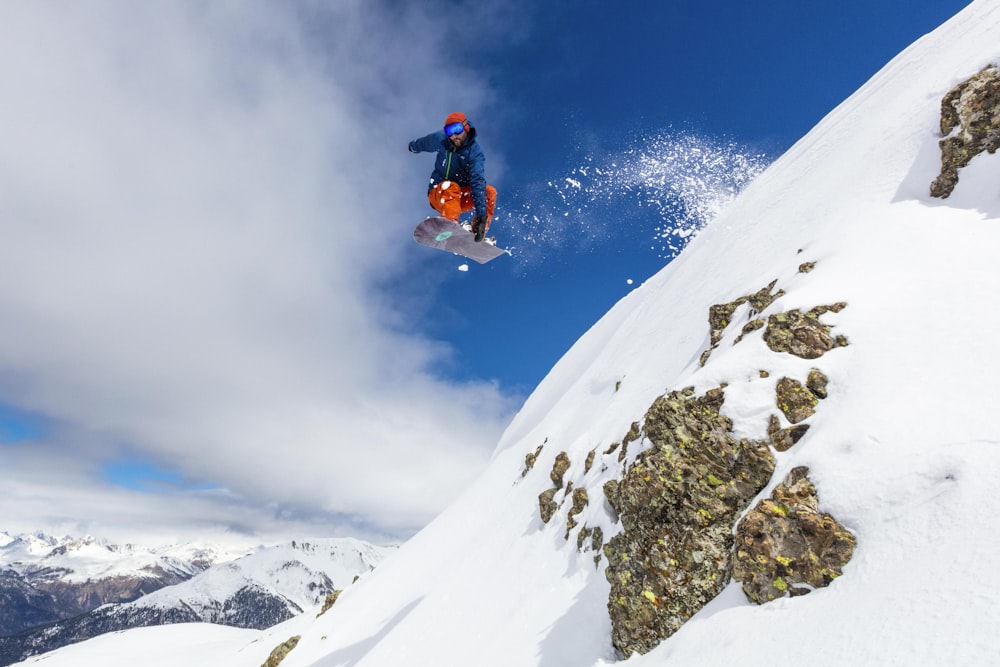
[262,635,301,667]
[775,377,819,424]
[550,452,571,488]
[601,278,854,657]
[521,443,545,477]
[806,368,829,398]
[536,452,574,525]
[317,590,342,617]
[701,281,785,365]
[767,415,810,453]
[564,488,589,539]
[733,467,856,603]
[0,566,196,640]
[604,386,775,658]
[538,489,559,524]
[32,570,189,613]
[0,571,63,636]
[769,369,828,451]
[763,304,848,359]
[931,65,1000,198]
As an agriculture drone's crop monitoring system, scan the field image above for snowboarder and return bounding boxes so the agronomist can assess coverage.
[408,112,497,242]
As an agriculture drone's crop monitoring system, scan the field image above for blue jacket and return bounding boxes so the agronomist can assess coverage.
[408,126,488,220]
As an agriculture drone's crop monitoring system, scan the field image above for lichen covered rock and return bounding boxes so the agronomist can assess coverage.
[707,281,785,343]
[538,488,558,524]
[550,452,571,488]
[521,442,545,477]
[767,415,810,452]
[603,479,621,517]
[262,635,300,667]
[565,487,589,538]
[731,319,764,346]
[733,467,856,603]
[316,590,342,617]
[702,281,785,365]
[806,368,829,398]
[775,377,818,424]
[763,304,848,359]
[931,65,1000,198]
[604,386,775,657]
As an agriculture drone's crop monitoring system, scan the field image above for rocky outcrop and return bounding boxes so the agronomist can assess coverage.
[550,452,571,488]
[536,451,574,525]
[521,441,546,477]
[775,376,819,424]
[317,590,342,617]
[931,65,1000,198]
[538,488,559,524]
[767,416,810,453]
[763,304,848,359]
[262,635,300,667]
[599,272,855,658]
[701,281,786,365]
[733,467,856,602]
[564,488,589,539]
[604,386,775,658]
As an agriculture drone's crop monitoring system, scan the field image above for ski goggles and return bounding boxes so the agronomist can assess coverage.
[444,122,466,137]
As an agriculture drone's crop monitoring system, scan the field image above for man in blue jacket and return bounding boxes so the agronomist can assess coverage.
[409,112,497,242]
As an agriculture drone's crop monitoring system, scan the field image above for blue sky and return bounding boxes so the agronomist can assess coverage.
[397,0,969,395]
[0,0,971,544]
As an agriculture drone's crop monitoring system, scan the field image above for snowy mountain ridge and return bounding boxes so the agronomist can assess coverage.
[130,537,389,615]
[1,538,394,665]
[0,531,250,584]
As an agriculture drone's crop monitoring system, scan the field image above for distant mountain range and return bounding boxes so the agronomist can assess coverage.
[0,531,393,665]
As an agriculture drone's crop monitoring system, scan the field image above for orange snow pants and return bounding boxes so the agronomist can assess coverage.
[428,182,497,231]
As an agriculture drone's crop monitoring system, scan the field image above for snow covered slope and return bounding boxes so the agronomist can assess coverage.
[0,532,226,636]
[0,533,210,585]
[121,537,389,621]
[2,539,391,665]
[14,0,1000,665]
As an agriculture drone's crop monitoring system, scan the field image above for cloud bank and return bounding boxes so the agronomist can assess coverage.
[0,0,521,544]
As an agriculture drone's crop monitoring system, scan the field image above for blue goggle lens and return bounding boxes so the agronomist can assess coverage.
[444,122,465,136]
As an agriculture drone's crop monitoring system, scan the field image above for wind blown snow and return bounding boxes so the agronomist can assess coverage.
[498,131,771,259]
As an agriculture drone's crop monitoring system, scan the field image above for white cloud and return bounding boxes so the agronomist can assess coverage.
[0,0,521,543]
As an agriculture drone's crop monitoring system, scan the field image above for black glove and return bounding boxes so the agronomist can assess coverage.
[472,215,486,242]
[408,142,416,153]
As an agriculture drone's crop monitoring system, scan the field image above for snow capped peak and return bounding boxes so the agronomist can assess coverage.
[0,531,69,564]
[131,538,393,616]
[0,531,248,584]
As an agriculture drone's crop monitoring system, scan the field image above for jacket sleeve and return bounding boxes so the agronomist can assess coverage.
[408,131,446,154]
[468,144,488,219]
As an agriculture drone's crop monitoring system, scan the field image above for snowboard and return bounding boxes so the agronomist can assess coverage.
[413,216,509,264]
